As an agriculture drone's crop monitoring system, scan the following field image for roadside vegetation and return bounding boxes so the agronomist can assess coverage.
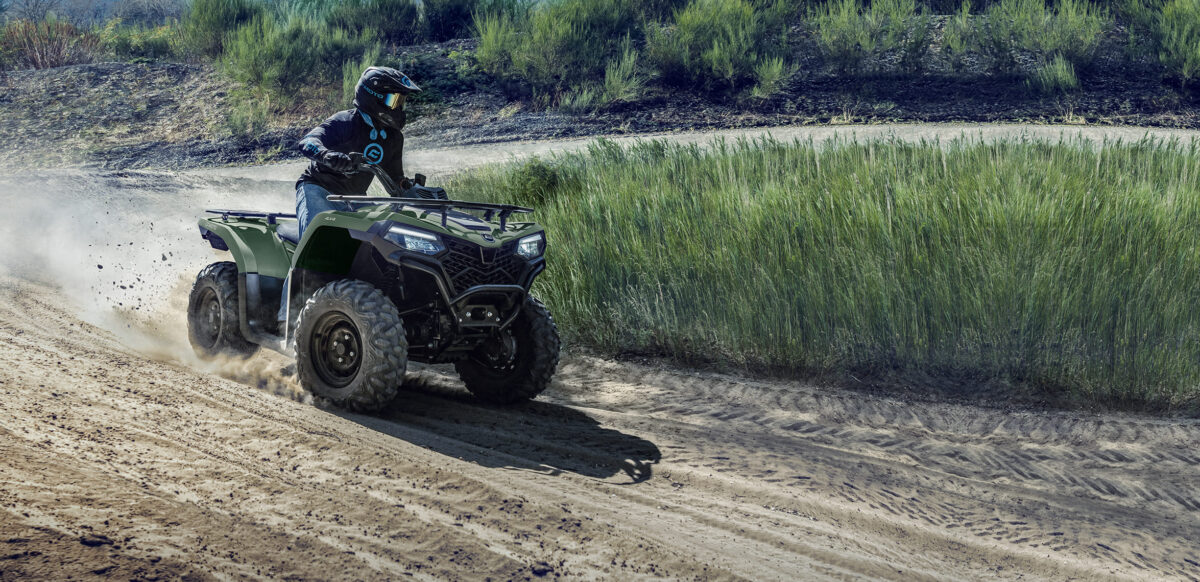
[0,0,1197,125]
[450,136,1200,410]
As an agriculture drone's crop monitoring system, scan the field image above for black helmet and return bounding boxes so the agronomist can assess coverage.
[353,66,421,132]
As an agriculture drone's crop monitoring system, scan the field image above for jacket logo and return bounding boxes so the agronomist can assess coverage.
[364,143,384,164]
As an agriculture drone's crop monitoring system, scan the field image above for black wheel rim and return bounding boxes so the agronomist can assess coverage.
[194,287,221,349]
[472,328,520,372]
[310,312,363,388]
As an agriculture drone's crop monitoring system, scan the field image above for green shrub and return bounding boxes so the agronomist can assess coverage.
[887,0,933,72]
[557,86,599,113]
[646,0,789,89]
[180,0,262,58]
[111,0,187,26]
[424,0,475,41]
[325,0,421,46]
[601,39,644,104]
[942,1,974,72]
[810,0,931,74]
[472,11,513,76]
[473,0,641,101]
[341,44,382,106]
[424,0,529,41]
[225,89,272,135]
[450,136,1200,409]
[979,0,1036,72]
[750,55,791,98]
[0,16,99,69]
[1045,0,1109,68]
[1158,0,1200,86]
[636,0,690,22]
[980,0,1108,74]
[221,11,378,99]
[99,19,178,61]
[809,0,871,73]
[1115,0,1162,57]
[1028,53,1080,93]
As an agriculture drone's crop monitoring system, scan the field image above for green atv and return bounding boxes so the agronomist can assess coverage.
[186,160,560,411]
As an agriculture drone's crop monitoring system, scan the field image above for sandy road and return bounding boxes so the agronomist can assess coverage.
[0,124,1199,580]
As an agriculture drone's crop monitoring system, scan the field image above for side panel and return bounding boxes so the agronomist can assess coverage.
[199,218,294,279]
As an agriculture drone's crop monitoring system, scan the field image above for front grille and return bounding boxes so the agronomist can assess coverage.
[442,238,525,294]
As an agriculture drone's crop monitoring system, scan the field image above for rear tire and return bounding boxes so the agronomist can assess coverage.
[455,296,560,404]
[295,280,407,412]
[187,261,258,359]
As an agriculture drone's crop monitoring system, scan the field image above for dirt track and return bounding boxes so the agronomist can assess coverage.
[1,125,1199,581]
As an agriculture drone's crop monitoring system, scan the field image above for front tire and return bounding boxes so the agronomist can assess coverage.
[295,280,407,412]
[455,296,561,404]
[187,261,258,359]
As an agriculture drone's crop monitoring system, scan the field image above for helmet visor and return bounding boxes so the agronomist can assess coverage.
[383,93,406,110]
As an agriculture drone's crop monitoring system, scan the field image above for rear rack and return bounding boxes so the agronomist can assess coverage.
[326,196,533,231]
[205,209,297,225]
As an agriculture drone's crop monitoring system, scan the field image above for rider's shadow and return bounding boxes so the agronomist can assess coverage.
[338,369,661,484]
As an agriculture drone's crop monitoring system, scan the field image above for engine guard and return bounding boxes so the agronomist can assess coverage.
[398,258,527,331]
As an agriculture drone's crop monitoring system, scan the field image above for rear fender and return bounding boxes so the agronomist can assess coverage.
[198,217,293,280]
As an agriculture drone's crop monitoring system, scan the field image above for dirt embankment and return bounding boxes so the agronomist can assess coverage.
[4,34,1200,173]
[0,144,1198,580]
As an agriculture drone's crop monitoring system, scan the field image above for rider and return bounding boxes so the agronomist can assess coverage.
[280,66,421,328]
[294,65,421,236]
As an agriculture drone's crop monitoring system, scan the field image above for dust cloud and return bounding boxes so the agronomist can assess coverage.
[0,168,308,401]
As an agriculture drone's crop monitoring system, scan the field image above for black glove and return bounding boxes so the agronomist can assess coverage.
[321,151,357,173]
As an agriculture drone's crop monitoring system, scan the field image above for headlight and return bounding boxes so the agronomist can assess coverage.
[385,225,445,255]
[516,233,545,259]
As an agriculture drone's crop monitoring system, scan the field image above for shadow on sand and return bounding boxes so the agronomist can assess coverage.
[336,369,661,484]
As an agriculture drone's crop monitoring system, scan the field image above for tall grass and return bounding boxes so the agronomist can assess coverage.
[450,137,1200,409]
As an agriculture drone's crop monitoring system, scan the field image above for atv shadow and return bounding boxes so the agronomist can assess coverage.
[335,368,661,484]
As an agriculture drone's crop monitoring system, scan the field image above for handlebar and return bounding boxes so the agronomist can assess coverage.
[344,153,445,200]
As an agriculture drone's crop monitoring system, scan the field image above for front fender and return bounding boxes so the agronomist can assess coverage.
[291,211,380,273]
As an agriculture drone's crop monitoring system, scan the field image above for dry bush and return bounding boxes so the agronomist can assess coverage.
[1,17,98,69]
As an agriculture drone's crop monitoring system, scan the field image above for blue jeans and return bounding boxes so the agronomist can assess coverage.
[296,182,343,237]
[280,182,345,323]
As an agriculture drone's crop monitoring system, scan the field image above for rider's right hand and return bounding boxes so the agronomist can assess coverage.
[321,151,357,173]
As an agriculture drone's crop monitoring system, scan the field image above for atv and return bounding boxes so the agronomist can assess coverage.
[186,159,560,411]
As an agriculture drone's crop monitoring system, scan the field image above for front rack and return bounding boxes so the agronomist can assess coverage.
[326,195,533,231]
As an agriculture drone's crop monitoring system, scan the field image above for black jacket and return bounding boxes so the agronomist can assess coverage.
[295,109,405,195]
